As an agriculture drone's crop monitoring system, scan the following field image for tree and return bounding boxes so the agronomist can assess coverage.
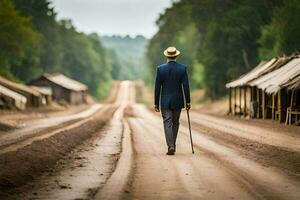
[0,0,41,80]
[259,0,300,60]
[101,35,147,80]
[88,33,112,98]
[145,0,198,85]
[107,48,123,80]
[1,1,113,99]
[58,21,111,98]
[145,0,282,99]
[13,0,63,72]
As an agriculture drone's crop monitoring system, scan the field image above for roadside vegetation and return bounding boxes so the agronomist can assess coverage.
[145,0,300,99]
[1,0,112,99]
[101,35,147,81]
[1,0,299,101]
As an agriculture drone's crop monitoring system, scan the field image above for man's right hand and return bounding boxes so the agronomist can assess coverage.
[186,103,191,111]
[154,105,160,112]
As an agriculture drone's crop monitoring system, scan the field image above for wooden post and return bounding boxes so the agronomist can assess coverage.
[239,87,242,115]
[289,90,295,125]
[244,87,247,116]
[278,89,282,122]
[272,93,275,120]
[253,87,257,101]
[250,87,253,102]
[262,90,266,119]
[234,87,237,115]
[229,88,232,114]
[257,88,260,118]
[250,87,253,118]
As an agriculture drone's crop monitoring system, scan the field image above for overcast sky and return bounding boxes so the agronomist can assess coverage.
[51,0,172,38]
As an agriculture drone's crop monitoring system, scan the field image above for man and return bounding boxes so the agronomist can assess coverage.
[154,46,191,155]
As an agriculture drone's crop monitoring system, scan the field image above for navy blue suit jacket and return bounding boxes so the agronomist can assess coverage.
[154,61,191,110]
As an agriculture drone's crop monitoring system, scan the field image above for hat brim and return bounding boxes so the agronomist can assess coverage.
[164,49,180,57]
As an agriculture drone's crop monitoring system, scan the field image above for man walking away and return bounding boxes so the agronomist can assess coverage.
[154,47,191,155]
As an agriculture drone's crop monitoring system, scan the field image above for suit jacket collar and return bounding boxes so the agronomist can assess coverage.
[167,60,177,63]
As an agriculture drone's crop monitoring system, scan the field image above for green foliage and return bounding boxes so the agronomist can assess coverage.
[13,0,62,72]
[101,35,147,80]
[259,24,281,60]
[198,3,269,98]
[57,22,111,98]
[88,33,112,98]
[0,0,41,81]
[145,1,198,85]
[1,0,113,99]
[106,48,122,80]
[191,62,204,88]
[145,0,286,99]
[259,0,300,60]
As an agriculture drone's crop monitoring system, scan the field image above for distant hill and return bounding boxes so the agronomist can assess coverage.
[100,35,148,80]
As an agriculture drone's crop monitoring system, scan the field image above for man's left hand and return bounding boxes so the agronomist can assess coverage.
[154,105,160,112]
[186,103,191,111]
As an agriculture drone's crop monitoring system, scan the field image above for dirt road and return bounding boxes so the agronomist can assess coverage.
[0,104,102,150]
[1,81,300,200]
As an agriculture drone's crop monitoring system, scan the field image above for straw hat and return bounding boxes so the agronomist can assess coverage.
[164,47,180,58]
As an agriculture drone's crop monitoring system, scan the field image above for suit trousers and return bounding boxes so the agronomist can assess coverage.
[161,109,181,148]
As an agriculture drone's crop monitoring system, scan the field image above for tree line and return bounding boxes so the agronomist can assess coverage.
[145,0,300,99]
[101,35,147,81]
[0,0,117,99]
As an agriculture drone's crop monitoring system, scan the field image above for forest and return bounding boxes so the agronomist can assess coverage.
[1,0,300,100]
[101,35,147,81]
[145,0,300,99]
[0,0,121,99]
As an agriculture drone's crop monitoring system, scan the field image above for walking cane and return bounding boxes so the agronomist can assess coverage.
[186,109,195,154]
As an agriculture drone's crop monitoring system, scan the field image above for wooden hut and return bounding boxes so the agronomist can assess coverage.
[0,76,43,107]
[281,75,300,125]
[29,74,88,104]
[226,54,300,125]
[0,85,27,110]
[249,56,300,124]
[226,58,278,117]
[29,86,52,105]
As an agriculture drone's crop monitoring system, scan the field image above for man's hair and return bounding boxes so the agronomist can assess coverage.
[167,56,177,59]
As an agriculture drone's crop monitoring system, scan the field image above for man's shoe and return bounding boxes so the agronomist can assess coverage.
[166,147,175,155]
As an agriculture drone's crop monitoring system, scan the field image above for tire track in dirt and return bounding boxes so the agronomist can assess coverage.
[19,105,126,200]
[0,82,123,199]
[127,105,262,200]
[0,104,103,151]
[94,118,133,200]
[189,112,300,152]
[182,118,300,181]
[94,81,135,200]
[8,81,135,200]
[0,105,103,155]
[137,105,300,200]
[0,105,117,199]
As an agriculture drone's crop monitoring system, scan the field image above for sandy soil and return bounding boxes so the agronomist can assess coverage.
[1,81,300,200]
[0,104,91,129]
[123,105,300,200]
[0,82,121,199]
[0,105,117,197]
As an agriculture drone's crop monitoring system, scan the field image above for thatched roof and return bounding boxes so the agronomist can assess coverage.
[0,76,40,97]
[0,85,27,109]
[29,86,52,96]
[249,57,300,94]
[281,74,300,90]
[226,55,295,88]
[42,74,87,91]
[226,54,300,93]
[226,59,273,88]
